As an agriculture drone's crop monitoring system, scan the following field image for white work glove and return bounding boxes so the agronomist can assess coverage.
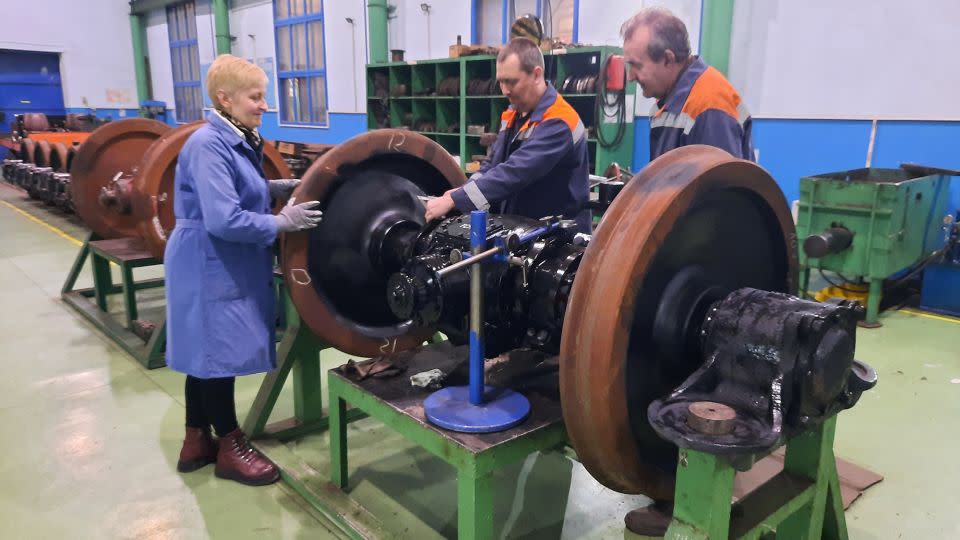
[274,200,323,233]
[268,178,300,199]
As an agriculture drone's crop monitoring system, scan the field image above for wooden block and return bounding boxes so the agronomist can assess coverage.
[276,141,297,155]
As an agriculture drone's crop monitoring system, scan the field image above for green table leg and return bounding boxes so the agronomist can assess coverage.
[864,278,883,326]
[798,267,811,298]
[61,233,94,295]
[777,417,847,540]
[91,251,112,312]
[666,449,736,540]
[457,463,494,540]
[330,385,348,489]
[121,263,137,328]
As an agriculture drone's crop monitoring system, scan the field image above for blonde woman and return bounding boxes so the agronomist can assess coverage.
[165,54,321,485]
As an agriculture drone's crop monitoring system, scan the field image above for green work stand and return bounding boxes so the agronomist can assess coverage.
[666,416,848,540]
[328,341,568,540]
[243,287,367,441]
[61,233,167,369]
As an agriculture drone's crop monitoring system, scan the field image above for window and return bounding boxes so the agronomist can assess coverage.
[167,2,202,123]
[476,1,574,46]
[274,0,328,126]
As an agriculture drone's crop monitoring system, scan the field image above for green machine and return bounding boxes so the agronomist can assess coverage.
[796,166,953,326]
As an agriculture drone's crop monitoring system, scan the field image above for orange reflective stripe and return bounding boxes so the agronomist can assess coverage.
[541,94,581,133]
[681,66,741,121]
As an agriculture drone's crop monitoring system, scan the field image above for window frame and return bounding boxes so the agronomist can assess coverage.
[166,2,203,124]
[273,0,329,128]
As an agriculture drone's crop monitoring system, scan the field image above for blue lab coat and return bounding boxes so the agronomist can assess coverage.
[164,111,279,378]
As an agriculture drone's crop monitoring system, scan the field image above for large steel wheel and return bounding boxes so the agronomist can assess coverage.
[282,130,466,357]
[559,145,798,498]
[70,119,170,238]
[132,122,291,259]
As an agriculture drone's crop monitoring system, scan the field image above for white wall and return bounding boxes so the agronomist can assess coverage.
[578,0,701,116]
[578,0,700,51]
[388,0,472,61]
[729,0,960,120]
[0,0,139,110]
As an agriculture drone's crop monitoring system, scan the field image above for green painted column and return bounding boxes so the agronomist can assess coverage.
[367,0,389,64]
[213,0,231,55]
[699,0,735,76]
[129,14,151,112]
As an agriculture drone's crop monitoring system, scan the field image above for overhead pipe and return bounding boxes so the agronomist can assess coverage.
[212,0,231,55]
[129,13,151,115]
[368,0,389,64]
[699,0,735,76]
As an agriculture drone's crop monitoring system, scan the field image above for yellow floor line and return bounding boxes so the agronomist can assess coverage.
[0,199,83,247]
[898,308,960,325]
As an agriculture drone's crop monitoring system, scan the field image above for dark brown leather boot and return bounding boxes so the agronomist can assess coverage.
[214,428,280,486]
[624,499,674,536]
[177,426,218,472]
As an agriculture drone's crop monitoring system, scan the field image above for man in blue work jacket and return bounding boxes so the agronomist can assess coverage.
[625,7,754,163]
[618,7,755,536]
[424,38,591,232]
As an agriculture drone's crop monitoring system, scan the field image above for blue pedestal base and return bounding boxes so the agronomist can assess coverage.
[423,385,531,433]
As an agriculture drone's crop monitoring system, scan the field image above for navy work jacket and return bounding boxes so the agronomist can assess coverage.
[649,56,754,161]
[451,84,591,232]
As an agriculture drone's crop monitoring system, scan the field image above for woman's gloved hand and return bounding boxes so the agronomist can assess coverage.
[268,178,300,200]
[274,200,323,232]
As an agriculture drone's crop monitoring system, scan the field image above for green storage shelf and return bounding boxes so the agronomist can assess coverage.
[366,46,635,175]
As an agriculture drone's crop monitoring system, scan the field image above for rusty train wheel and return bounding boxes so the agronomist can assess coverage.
[70,119,170,238]
[34,140,51,167]
[20,139,36,163]
[282,129,466,357]
[559,145,798,498]
[132,121,291,260]
[49,142,70,172]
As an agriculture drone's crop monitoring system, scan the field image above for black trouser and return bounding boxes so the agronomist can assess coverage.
[184,375,239,436]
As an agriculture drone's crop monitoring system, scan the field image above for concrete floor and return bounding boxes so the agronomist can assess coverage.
[0,181,958,539]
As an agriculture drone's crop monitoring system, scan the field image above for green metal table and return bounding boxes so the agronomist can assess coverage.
[61,233,166,369]
[667,416,848,540]
[244,284,368,441]
[328,341,567,540]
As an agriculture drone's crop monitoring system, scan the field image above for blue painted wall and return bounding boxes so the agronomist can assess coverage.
[0,50,65,125]
[631,118,959,214]
[65,107,143,122]
[62,108,367,146]
[871,121,960,215]
[256,112,367,145]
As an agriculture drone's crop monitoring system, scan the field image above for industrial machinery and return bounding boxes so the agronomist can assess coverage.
[920,211,960,316]
[275,131,876,537]
[68,118,290,258]
[795,166,953,326]
[2,137,77,211]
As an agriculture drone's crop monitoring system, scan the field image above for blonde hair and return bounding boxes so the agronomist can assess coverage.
[206,54,268,108]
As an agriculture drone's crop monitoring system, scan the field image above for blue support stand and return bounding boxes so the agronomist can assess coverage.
[424,210,531,433]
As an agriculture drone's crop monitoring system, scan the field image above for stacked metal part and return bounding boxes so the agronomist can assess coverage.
[2,138,77,212]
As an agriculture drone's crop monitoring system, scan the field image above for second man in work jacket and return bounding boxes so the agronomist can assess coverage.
[425,38,591,233]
